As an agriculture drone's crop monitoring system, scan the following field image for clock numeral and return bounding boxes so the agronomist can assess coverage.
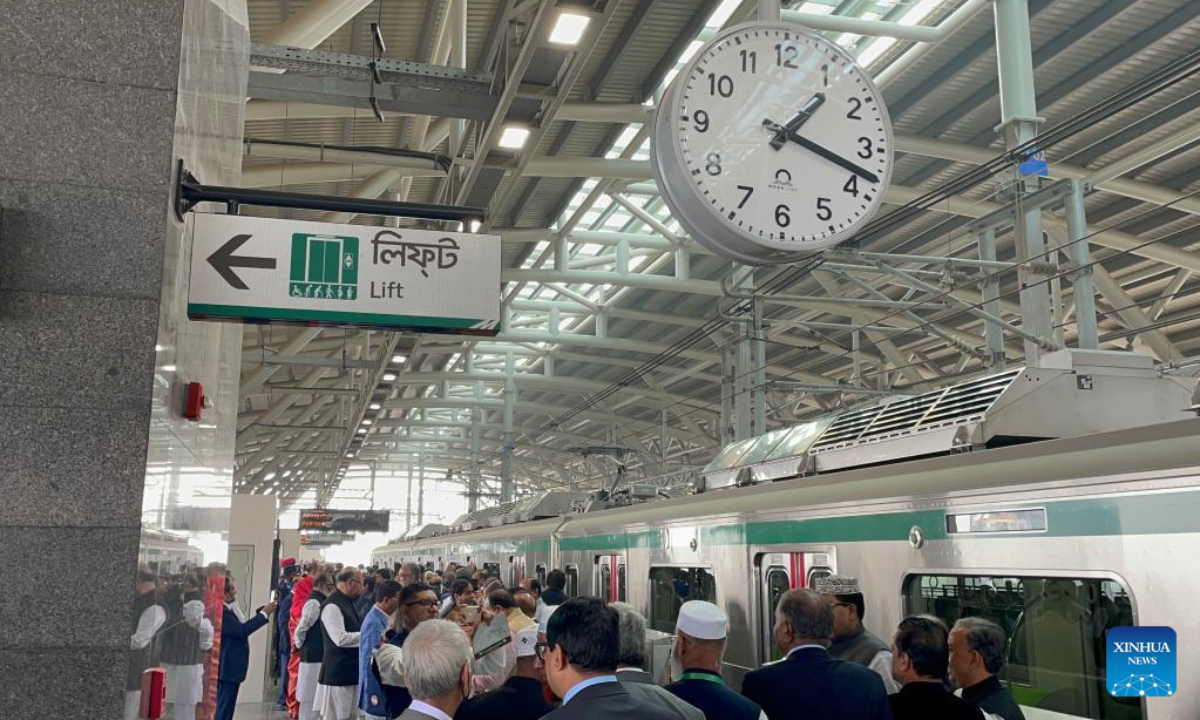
[821,64,830,87]
[693,109,710,133]
[705,152,722,176]
[736,185,754,209]
[775,204,791,228]
[774,44,799,69]
[739,49,757,74]
[857,136,874,159]
[707,73,734,98]
[847,97,863,121]
[843,175,859,197]
[816,197,833,222]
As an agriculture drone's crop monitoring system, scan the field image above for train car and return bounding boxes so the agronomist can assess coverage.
[138,527,205,576]
[374,417,1200,720]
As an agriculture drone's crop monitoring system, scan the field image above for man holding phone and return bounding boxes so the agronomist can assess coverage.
[216,577,277,720]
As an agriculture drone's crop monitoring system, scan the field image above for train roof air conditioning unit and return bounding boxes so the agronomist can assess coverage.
[702,350,1197,488]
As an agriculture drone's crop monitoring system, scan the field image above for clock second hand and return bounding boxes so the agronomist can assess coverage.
[761,124,880,184]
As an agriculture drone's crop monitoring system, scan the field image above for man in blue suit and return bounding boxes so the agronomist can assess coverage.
[741,589,893,720]
[216,576,277,720]
[359,579,403,718]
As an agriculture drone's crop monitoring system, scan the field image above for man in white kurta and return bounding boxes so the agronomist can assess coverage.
[314,569,364,720]
[294,574,336,720]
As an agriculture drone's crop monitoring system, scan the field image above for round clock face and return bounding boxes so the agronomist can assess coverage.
[652,22,893,264]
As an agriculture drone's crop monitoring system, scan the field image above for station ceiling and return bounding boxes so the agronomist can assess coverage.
[234,0,1200,507]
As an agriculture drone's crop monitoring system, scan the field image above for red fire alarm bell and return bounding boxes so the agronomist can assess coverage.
[184,382,205,421]
[139,667,166,719]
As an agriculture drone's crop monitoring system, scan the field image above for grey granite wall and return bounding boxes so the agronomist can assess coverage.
[0,1,244,717]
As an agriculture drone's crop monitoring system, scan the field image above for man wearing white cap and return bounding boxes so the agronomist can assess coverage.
[457,625,554,720]
[664,601,766,720]
[815,575,899,694]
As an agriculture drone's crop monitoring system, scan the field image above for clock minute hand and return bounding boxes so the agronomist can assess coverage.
[784,131,880,184]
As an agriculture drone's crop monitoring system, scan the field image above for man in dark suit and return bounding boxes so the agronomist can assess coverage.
[741,589,892,720]
[540,597,694,720]
[541,569,569,605]
[216,577,276,720]
[456,625,552,720]
[949,618,1026,720]
[889,615,983,720]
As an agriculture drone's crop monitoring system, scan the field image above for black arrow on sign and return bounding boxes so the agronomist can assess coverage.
[207,234,276,290]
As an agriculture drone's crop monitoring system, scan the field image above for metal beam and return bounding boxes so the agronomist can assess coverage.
[247,70,496,122]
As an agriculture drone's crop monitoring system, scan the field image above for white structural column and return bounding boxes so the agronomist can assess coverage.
[502,351,516,503]
[1063,181,1100,350]
[262,0,375,49]
[994,0,1051,366]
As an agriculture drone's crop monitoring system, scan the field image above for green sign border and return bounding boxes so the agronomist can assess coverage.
[188,302,497,332]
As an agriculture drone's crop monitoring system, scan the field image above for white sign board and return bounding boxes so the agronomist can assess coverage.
[187,213,500,335]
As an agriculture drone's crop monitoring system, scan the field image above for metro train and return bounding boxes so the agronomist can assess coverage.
[373,418,1200,720]
[138,527,205,575]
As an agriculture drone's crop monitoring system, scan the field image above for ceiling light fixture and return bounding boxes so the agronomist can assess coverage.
[549,11,590,45]
[161,365,177,372]
[362,419,373,425]
[382,372,398,381]
[392,354,407,363]
[498,126,531,150]
[369,403,382,410]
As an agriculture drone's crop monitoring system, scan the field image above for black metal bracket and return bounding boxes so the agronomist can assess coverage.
[173,159,486,224]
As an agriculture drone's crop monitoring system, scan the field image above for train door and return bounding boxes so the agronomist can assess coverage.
[509,555,526,586]
[594,554,627,602]
[756,551,835,662]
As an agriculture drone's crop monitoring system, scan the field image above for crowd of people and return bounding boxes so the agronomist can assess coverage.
[256,561,1027,720]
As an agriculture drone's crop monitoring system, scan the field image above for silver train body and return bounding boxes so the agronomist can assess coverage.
[138,528,204,575]
[374,419,1200,720]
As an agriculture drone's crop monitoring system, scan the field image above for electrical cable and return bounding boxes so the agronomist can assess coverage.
[458,46,1200,475]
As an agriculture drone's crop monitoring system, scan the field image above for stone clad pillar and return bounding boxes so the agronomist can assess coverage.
[0,1,248,717]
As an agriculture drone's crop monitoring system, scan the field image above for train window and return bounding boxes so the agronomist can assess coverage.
[905,574,1141,720]
[536,564,547,585]
[765,567,790,662]
[599,562,611,600]
[649,567,717,633]
[618,564,626,602]
[482,562,501,580]
[565,565,579,596]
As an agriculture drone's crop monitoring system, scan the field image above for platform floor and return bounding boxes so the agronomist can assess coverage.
[234,702,290,720]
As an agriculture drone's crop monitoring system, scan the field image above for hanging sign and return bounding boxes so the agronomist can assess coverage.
[187,213,500,335]
[300,509,391,533]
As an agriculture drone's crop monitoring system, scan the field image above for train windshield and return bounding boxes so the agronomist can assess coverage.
[649,566,717,633]
[905,574,1142,720]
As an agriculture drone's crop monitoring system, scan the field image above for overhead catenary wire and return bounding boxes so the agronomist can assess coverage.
[598,182,1200,455]
[456,44,1200,478]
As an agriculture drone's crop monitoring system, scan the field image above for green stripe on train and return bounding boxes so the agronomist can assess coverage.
[552,489,1200,552]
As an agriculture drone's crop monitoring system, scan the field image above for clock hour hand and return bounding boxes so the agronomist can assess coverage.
[774,129,880,183]
[764,93,825,150]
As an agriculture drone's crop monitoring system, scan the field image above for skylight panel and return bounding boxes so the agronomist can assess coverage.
[900,0,943,25]
[706,0,741,28]
[679,40,704,64]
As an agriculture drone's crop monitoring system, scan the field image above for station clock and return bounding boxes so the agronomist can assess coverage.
[651,22,895,265]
